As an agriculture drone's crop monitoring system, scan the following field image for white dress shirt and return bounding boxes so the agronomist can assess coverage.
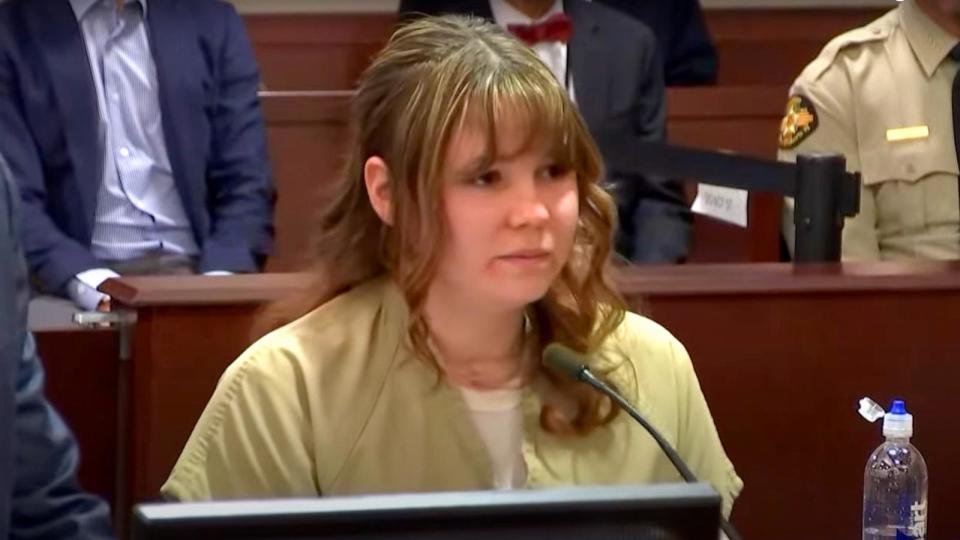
[66,0,230,310]
[490,0,576,103]
[458,383,528,490]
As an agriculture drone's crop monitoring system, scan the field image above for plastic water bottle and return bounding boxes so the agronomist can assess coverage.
[862,400,928,540]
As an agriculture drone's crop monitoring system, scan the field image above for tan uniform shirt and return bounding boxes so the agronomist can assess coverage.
[161,276,743,517]
[778,0,960,260]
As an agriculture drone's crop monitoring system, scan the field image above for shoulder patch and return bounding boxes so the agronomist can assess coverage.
[778,95,819,150]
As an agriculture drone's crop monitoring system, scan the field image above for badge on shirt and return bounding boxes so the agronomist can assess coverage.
[885,125,930,142]
[778,95,819,150]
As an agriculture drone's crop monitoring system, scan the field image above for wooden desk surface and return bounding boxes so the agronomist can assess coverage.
[101,260,960,303]
[101,273,311,306]
[615,260,960,295]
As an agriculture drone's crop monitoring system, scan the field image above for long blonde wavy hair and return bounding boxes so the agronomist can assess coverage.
[262,15,627,435]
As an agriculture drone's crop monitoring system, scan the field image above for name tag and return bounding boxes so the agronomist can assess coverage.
[886,126,930,142]
[691,184,748,228]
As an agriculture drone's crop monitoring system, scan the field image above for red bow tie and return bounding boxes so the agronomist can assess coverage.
[506,13,573,46]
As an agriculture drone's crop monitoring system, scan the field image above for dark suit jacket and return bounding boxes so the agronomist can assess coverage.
[0,0,275,294]
[0,156,114,539]
[398,0,691,262]
[585,0,716,86]
[400,0,718,86]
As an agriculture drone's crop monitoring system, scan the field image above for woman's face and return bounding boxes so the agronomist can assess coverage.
[430,116,580,311]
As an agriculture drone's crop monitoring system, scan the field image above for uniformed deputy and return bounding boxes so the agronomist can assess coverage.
[778,0,960,260]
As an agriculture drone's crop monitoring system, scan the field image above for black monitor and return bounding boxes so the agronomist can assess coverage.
[131,483,721,540]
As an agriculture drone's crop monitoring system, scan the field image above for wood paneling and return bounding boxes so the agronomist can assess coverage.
[56,262,956,540]
[667,85,788,262]
[708,8,888,85]
[243,8,889,89]
[261,86,789,270]
[261,93,352,271]
[616,261,960,540]
[124,304,268,506]
[245,14,395,91]
[35,328,120,510]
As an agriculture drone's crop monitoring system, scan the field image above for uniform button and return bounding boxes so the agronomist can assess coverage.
[119,147,130,158]
[906,163,916,175]
[111,92,120,102]
[872,27,881,35]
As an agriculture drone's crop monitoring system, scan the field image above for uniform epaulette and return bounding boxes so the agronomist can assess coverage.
[806,10,897,81]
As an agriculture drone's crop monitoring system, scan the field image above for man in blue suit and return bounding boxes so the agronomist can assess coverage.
[0,155,114,539]
[0,0,274,311]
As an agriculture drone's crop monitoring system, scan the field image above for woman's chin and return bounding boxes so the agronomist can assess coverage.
[482,279,554,308]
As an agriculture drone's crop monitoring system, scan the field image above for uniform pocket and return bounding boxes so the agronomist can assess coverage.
[859,139,959,235]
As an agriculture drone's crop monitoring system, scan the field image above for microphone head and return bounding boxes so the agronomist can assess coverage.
[542,343,588,381]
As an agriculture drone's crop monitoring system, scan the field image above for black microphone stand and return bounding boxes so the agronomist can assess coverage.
[576,366,743,540]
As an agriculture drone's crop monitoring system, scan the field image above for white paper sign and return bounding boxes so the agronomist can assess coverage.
[691,184,748,228]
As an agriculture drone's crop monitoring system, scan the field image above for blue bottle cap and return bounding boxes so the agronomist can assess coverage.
[883,399,913,438]
[889,400,907,415]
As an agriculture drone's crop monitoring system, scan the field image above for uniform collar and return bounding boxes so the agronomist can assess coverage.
[69,0,148,21]
[900,0,960,77]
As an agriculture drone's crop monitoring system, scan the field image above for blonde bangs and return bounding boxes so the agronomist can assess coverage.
[435,61,602,190]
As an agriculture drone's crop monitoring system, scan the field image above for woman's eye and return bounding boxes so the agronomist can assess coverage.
[542,164,569,180]
[471,171,499,186]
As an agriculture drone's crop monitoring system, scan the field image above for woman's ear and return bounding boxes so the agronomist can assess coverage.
[364,156,393,225]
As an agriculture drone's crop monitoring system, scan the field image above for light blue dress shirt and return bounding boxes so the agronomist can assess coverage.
[67,0,203,309]
[69,0,198,260]
[70,0,199,260]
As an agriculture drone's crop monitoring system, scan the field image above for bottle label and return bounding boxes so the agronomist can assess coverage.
[906,501,927,539]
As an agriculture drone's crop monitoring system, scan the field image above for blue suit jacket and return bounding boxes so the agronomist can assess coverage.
[0,156,114,539]
[0,0,275,293]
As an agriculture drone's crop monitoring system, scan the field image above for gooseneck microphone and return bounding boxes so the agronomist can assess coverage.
[542,343,744,540]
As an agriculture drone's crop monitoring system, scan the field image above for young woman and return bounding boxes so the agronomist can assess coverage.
[162,15,742,518]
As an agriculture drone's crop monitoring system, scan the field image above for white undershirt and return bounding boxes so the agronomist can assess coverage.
[489,0,576,103]
[458,384,528,490]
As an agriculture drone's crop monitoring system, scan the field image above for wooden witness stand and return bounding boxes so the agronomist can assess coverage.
[34,262,960,540]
